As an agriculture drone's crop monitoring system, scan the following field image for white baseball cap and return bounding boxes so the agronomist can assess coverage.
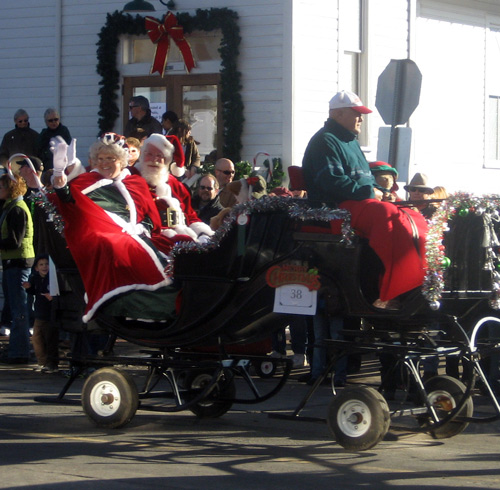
[329,90,372,114]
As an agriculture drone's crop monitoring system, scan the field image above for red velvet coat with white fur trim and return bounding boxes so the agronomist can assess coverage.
[151,174,214,240]
[55,170,187,322]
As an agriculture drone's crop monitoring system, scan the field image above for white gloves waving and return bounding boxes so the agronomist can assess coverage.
[50,136,69,177]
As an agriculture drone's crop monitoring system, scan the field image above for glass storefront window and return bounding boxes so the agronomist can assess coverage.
[182,85,218,157]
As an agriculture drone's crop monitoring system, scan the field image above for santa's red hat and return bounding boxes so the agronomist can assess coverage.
[142,133,185,178]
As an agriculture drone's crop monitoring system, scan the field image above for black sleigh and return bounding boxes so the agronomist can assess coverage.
[34,194,500,451]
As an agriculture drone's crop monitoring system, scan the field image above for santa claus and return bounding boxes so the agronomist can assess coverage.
[134,133,214,243]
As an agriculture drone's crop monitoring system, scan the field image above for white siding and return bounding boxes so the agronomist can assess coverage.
[414,0,500,193]
[291,0,339,167]
[0,0,293,165]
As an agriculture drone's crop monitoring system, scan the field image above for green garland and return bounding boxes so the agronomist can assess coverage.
[96,8,243,161]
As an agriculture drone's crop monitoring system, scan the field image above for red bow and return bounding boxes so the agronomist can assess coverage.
[145,12,195,76]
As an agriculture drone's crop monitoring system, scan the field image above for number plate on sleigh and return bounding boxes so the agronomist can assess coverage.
[273,284,317,315]
[266,263,320,315]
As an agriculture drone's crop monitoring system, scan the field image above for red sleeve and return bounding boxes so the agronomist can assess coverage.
[167,174,201,225]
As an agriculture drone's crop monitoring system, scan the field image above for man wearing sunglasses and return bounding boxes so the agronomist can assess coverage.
[36,108,72,172]
[191,174,224,225]
[0,109,39,167]
[124,95,162,139]
[215,158,237,208]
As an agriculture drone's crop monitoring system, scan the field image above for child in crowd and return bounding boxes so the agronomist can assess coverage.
[23,255,59,373]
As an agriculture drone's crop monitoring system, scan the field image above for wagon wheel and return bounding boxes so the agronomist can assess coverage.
[185,369,236,418]
[253,359,277,378]
[327,385,390,451]
[81,367,139,429]
[418,375,473,439]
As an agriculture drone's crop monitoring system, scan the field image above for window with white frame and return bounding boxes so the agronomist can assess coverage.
[339,0,363,94]
[485,24,500,168]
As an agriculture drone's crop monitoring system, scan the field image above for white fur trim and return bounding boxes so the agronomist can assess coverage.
[173,224,198,240]
[155,182,171,198]
[190,221,214,237]
[66,159,86,182]
[170,162,185,178]
[161,228,177,238]
[82,277,172,323]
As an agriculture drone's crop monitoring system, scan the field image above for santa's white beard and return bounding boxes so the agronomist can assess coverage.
[139,164,169,188]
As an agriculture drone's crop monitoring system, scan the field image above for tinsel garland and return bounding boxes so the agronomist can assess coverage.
[27,192,66,235]
[96,8,243,161]
[169,196,354,261]
[422,192,500,310]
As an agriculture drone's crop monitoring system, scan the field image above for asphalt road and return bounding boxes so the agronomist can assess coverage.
[1,344,500,490]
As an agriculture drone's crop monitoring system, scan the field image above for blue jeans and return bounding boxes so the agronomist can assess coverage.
[311,310,347,381]
[3,266,31,358]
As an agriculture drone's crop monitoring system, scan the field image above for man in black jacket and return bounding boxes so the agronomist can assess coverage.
[124,96,162,138]
[191,174,224,225]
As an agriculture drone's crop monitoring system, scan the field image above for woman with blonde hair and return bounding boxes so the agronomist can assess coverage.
[51,135,188,323]
[0,174,35,363]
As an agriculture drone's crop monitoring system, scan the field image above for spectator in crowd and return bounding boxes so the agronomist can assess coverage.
[124,96,162,138]
[23,254,59,373]
[173,119,201,169]
[36,108,71,171]
[215,158,237,208]
[125,137,141,167]
[162,110,179,136]
[0,109,39,166]
[0,174,35,364]
[191,174,224,225]
[404,172,435,218]
[13,156,44,196]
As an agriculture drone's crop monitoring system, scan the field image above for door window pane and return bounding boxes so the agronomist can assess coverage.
[182,85,218,158]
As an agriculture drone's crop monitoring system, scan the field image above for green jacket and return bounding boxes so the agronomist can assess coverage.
[302,118,376,204]
[0,197,35,261]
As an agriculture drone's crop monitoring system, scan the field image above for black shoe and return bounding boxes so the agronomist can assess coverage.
[0,356,30,364]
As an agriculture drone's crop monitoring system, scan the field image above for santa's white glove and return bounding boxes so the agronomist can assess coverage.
[50,136,68,177]
[67,138,77,165]
[197,234,211,245]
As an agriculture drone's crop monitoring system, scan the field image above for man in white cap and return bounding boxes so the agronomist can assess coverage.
[134,133,214,242]
[302,90,428,308]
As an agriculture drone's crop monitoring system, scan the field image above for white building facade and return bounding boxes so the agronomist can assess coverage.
[0,0,499,193]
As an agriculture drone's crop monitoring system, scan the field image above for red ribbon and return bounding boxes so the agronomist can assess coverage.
[145,12,195,76]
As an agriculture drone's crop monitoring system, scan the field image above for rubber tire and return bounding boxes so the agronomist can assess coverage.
[82,367,139,429]
[185,370,236,418]
[253,359,277,379]
[420,375,473,439]
[327,385,391,451]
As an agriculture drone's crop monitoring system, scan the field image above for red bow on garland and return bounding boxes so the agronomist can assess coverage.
[145,12,195,76]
